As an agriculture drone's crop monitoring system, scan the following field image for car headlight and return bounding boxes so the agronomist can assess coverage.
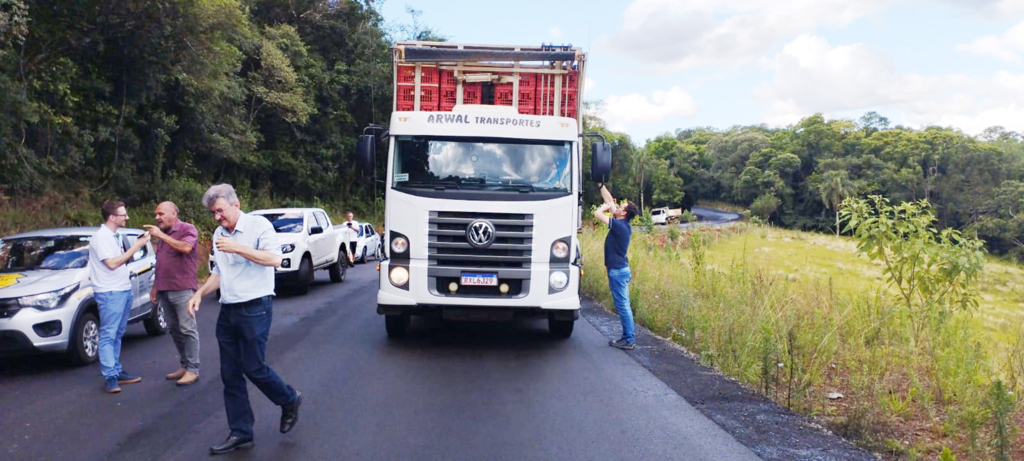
[389,266,409,286]
[551,240,569,259]
[18,283,80,311]
[391,236,408,254]
[549,271,568,290]
[281,244,296,254]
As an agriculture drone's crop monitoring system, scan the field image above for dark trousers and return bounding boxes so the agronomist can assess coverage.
[216,296,297,439]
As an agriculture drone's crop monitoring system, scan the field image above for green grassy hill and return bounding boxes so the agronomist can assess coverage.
[580,222,1024,460]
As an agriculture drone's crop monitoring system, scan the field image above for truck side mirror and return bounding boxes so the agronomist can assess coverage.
[309,225,324,235]
[357,135,376,172]
[591,142,612,183]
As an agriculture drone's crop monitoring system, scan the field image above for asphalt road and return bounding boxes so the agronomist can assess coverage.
[678,207,744,229]
[1,264,760,461]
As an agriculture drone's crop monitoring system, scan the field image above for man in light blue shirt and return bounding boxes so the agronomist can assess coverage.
[187,184,301,455]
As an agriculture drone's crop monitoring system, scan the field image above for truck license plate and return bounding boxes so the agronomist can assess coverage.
[461,273,497,286]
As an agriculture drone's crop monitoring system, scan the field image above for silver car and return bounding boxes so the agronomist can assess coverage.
[0,227,167,365]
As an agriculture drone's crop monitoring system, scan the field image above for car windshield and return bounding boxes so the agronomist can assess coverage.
[0,235,92,272]
[258,213,304,233]
[393,136,571,192]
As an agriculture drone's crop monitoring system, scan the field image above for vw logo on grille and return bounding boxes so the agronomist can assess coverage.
[466,220,496,248]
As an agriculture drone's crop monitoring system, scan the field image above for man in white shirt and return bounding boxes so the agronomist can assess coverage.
[88,200,150,394]
[187,184,301,455]
[342,211,359,267]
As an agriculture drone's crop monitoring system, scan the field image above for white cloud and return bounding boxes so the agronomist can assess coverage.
[584,78,597,93]
[754,35,942,124]
[549,27,562,39]
[603,0,887,71]
[933,0,1024,18]
[753,35,1024,134]
[600,87,699,132]
[957,20,1024,63]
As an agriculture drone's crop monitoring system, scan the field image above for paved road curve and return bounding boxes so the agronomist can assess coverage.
[1,265,759,461]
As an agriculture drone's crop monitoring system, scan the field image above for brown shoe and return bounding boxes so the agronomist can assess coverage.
[166,368,186,380]
[176,371,199,386]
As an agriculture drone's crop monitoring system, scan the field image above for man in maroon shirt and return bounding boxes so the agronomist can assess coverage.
[144,202,201,386]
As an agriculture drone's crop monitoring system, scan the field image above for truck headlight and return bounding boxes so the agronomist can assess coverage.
[281,244,296,254]
[389,266,409,286]
[549,271,568,290]
[551,240,569,259]
[391,236,408,254]
[18,283,80,311]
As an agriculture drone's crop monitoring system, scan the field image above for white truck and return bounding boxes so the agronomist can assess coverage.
[357,42,612,339]
[651,207,682,225]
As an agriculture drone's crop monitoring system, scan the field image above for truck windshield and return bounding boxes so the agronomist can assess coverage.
[258,213,304,233]
[0,236,91,272]
[393,136,571,193]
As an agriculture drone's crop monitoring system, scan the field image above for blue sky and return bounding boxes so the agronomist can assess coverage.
[377,0,1024,144]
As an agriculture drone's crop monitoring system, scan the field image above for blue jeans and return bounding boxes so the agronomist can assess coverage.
[96,290,133,379]
[216,296,298,439]
[608,267,635,344]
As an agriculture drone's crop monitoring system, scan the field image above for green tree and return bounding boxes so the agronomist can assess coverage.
[816,170,856,237]
[841,196,985,336]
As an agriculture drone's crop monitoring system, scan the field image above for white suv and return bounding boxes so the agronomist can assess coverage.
[0,227,166,365]
[251,208,349,294]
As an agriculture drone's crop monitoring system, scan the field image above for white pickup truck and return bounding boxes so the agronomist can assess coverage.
[251,208,350,294]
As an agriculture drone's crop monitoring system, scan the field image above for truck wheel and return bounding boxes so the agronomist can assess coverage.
[329,248,346,283]
[361,247,368,264]
[385,314,408,338]
[548,317,574,339]
[143,301,169,336]
[295,256,313,295]
[69,311,99,366]
[374,244,381,261]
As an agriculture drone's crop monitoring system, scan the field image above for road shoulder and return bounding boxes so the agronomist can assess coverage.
[581,296,876,461]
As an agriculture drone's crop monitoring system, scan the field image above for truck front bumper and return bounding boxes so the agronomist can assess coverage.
[376,259,581,313]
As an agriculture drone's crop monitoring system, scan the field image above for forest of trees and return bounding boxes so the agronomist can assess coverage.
[0,0,394,212]
[2,0,1023,258]
[582,111,1024,258]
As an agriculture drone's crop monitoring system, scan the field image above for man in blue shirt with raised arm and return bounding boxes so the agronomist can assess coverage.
[592,184,640,350]
[187,184,302,455]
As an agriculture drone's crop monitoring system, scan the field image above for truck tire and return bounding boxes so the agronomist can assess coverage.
[360,247,368,264]
[329,248,347,283]
[548,317,574,339]
[143,301,169,336]
[69,311,99,366]
[385,314,408,338]
[374,244,381,261]
[295,256,313,295]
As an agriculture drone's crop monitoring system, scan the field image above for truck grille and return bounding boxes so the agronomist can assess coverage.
[427,211,533,270]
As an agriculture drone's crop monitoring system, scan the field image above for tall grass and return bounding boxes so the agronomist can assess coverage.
[581,223,1024,459]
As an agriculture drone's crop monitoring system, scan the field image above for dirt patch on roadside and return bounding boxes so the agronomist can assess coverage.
[581,296,876,461]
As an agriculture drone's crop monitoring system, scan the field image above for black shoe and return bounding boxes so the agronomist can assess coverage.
[280,392,302,434]
[209,435,254,455]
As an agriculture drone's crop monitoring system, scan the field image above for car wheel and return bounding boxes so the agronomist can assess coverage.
[295,255,313,295]
[361,247,368,264]
[329,248,346,283]
[385,314,409,338]
[144,301,169,336]
[548,316,574,339]
[69,311,99,366]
